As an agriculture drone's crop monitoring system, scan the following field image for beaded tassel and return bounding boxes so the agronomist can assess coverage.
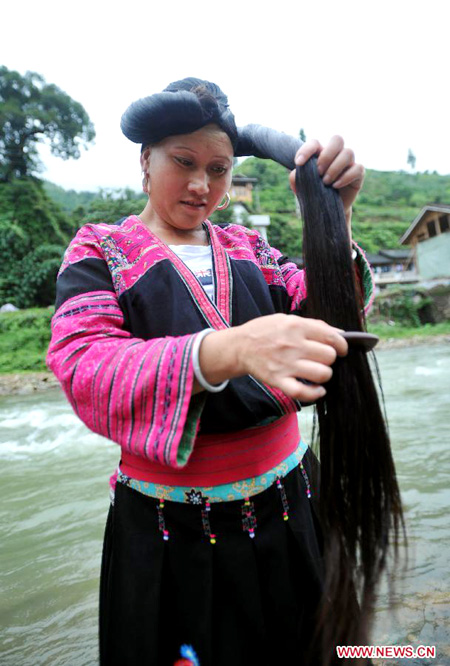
[276,476,290,521]
[201,500,216,544]
[299,460,312,498]
[242,497,257,538]
[157,499,170,541]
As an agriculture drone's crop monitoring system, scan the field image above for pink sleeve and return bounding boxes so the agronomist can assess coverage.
[46,228,204,469]
[248,233,307,312]
[275,254,308,312]
[260,236,374,315]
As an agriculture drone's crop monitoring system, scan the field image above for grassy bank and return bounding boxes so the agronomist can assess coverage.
[367,320,450,339]
[0,308,53,373]
[0,308,449,376]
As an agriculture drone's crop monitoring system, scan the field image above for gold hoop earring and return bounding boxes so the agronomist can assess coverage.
[216,193,230,210]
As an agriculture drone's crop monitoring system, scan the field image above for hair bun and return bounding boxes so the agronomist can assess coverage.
[120,78,237,148]
[164,77,229,110]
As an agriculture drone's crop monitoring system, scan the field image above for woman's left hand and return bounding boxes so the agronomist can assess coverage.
[289,135,365,217]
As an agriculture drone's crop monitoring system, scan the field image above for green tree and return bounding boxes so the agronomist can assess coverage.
[407,148,416,171]
[267,213,303,256]
[299,128,307,142]
[76,189,147,226]
[0,66,95,182]
[0,178,73,307]
[209,201,236,225]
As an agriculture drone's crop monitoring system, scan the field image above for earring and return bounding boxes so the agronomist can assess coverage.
[216,193,230,210]
[142,171,150,195]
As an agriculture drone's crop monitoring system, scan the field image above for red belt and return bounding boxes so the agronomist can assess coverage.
[120,413,300,486]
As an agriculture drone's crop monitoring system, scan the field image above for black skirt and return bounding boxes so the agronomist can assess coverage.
[99,449,326,666]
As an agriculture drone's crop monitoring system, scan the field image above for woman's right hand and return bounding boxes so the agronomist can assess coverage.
[197,314,348,401]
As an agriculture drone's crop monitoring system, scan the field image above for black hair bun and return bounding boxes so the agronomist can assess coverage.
[120,78,238,148]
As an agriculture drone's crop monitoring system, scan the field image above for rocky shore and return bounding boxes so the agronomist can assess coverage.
[0,372,60,397]
[0,335,448,397]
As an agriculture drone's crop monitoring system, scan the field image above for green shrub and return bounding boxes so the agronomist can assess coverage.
[0,308,53,372]
[370,286,434,326]
[0,178,70,307]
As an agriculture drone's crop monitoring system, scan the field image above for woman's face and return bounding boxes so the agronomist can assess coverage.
[142,124,234,233]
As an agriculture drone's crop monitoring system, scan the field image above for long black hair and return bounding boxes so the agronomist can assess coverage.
[295,157,404,663]
[235,123,404,662]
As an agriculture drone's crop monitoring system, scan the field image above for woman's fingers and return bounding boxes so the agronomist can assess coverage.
[332,163,365,212]
[277,377,327,402]
[321,147,355,185]
[315,135,345,176]
[293,135,359,185]
[236,314,349,399]
[313,136,364,212]
[300,318,348,357]
[297,339,338,365]
[294,359,333,384]
[274,355,336,401]
[331,162,365,191]
[294,138,323,166]
[289,136,363,209]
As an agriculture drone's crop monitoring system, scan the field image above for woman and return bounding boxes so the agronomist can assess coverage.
[47,78,370,665]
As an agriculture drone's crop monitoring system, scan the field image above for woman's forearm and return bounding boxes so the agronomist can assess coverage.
[192,328,242,394]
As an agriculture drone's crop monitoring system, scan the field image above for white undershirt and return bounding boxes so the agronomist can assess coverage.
[169,244,215,302]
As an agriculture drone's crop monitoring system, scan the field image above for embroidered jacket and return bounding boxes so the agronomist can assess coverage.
[47,216,374,473]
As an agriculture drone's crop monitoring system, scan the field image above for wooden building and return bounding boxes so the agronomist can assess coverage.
[229,173,271,239]
[401,204,450,246]
[400,204,450,279]
[230,174,258,204]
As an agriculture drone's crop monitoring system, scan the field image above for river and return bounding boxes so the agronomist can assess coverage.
[1,345,449,665]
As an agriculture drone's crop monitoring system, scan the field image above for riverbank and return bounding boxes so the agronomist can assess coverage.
[377,332,450,349]
[1,332,448,397]
[0,372,60,396]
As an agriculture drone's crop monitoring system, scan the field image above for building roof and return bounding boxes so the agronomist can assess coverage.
[287,251,410,269]
[379,249,411,260]
[232,173,258,184]
[365,253,392,266]
[400,204,450,245]
[248,214,270,227]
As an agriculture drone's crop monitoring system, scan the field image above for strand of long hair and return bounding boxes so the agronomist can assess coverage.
[295,158,405,665]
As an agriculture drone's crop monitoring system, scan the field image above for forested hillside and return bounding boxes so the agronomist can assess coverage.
[44,158,450,256]
[42,162,450,261]
[1,165,449,310]
[234,158,450,255]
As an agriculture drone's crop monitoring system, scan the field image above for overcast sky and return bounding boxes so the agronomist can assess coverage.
[2,0,449,192]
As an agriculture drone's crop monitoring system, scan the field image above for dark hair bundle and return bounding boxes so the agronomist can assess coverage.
[121,77,238,149]
[295,158,404,663]
[235,124,302,169]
